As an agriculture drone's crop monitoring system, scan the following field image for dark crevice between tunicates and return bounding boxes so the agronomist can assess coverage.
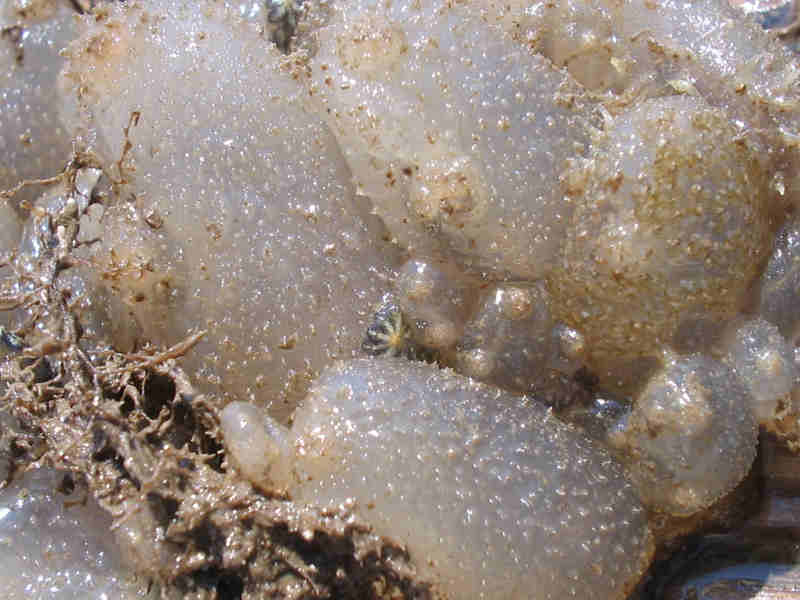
[638,532,800,599]
[632,441,772,599]
[177,568,246,600]
[263,524,433,600]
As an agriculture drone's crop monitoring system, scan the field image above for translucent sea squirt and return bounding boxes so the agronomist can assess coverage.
[221,358,655,600]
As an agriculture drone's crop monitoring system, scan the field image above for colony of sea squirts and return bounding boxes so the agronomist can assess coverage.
[0,0,800,597]
[221,359,655,600]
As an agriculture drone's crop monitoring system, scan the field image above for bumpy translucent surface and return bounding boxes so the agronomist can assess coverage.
[551,96,772,388]
[59,0,399,420]
[612,355,758,516]
[759,218,800,343]
[307,0,593,279]
[725,318,797,423]
[0,0,795,594]
[488,0,800,145]
[455,282,557,390]
[220,400,293,492]
[394,258,476,351]
[0,467,154,599]
[0,0,75,208]
[288,358,653,600]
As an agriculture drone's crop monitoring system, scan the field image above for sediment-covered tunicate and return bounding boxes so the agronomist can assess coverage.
[0,0,76,208]
[481,0,641,95]
[605,0,800,161]
[3,164,109,347]
[0,410,20,483]
[221,358,654,600]
[497,0,800,215]
[487,0,800,147]
[724,318,797,424]
[550,95,773,388]
[609,355,758,516]
[0,467,156,599]
[306,0,594,279]
[58,0,399,421]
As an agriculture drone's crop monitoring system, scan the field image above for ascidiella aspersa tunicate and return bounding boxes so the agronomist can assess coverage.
[221,358,654,600]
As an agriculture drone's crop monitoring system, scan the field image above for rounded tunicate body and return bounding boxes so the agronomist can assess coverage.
[279,358,653,600]
[551,95,773,388]
[486,0,800,155]
[71,199,180,354]
[610,355,758,516]
[0,467,156,599]
[307,0,593,279]
[455,282,558,392]
[3,0,800,597]
[724,318,797,424]
[482,0,638,95]
[58,0,400,421]
[393,258,477,351]
[758,217,800,343]
[219,400,293,493]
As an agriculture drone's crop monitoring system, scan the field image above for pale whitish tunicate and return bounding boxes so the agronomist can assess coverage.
[265,358,653,600]
[480,0,638,95]
[490,0,800,213]
[724,318,797,424]
[758,217,800,343]
[0,467,156,599]
[551,95,773,389]
[307,0,593,279]
[610,355,758,516]
[0,0,75,208]
[219,400,293,493]
[71,199,179,354]
[393,258,476,351]
[484,0,800,145]
[604,0,800,159]
[58,0,399,421]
